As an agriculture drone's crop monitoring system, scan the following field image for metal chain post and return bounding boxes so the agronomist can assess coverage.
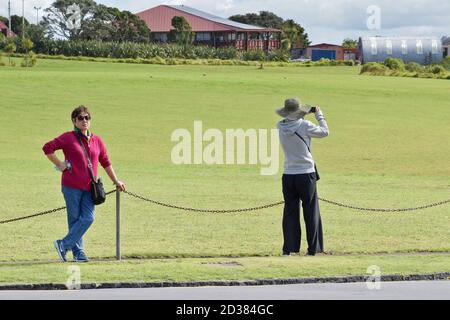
[116,186,121,261]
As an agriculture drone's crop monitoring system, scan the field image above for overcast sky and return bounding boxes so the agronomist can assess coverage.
[1,0,449,44]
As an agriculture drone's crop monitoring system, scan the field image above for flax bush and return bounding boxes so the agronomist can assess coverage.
[38,40,251,61]
[361,59,450,80]
[442,56,450,71]
[384,57,406,71]
[360,62,390,75]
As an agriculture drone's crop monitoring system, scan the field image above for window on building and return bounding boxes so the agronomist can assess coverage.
[227,33,236,41]
[249,33,261,40]
[154,33,168,43]
[196,33,211,41]
[401,40,408,55]
[416,40,423,55]
[386,40,393,55]
[431,40,438,54]
[370,39,377,55]
[270,33,280,40]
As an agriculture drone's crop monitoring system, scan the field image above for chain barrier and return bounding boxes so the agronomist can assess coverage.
[317,197,450,213]
[1,189,450,225]
[0,206,67,225]
[124,191,285,214]
[124,191,450,214]
[0,190,117,225]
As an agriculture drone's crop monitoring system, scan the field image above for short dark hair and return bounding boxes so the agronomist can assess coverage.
[71,105,91,120]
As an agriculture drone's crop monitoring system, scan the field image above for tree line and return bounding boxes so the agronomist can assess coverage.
[1,1,316,48]
[228,11,310,50]
[0,0,364,66]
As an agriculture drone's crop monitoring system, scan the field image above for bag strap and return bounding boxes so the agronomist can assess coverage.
[294,132,312,154]
[75,134,96,182]
[294,131,319,177]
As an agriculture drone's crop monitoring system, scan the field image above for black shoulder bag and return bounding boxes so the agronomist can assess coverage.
[294,132,320,181]
[77,136,106,205]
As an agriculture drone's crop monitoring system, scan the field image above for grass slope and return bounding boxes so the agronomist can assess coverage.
[0,58,449,283]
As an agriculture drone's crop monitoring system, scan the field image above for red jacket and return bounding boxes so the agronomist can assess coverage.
[43,131,111,191]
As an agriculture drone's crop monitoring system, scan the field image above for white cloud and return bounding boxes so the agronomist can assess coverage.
[215,0,236,12]
[0,0,53,24]
[1,0,448,44]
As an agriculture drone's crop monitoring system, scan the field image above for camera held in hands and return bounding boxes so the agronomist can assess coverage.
[300,104,317,114]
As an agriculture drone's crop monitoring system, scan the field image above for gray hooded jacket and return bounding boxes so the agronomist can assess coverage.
[277,112,329,175]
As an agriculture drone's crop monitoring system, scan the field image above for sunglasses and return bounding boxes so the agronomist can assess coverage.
[76,115,91,121]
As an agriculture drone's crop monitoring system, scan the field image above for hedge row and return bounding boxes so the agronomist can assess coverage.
[0,38,292,62]
[360,57,450,80]
[0,38,361,66]
[2,52,357,68]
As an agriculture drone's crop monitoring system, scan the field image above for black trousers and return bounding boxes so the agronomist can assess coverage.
[282,173,324,255]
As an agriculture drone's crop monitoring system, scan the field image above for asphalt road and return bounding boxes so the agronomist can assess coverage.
[0,281,449,300]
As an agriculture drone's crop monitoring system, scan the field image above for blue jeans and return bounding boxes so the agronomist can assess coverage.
[61,186,95,255]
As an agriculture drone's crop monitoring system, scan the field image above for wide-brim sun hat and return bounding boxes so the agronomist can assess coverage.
[276,98,308,119]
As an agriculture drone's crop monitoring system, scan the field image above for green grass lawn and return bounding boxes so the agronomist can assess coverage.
[0,58,449,284]
[1,254,449,285]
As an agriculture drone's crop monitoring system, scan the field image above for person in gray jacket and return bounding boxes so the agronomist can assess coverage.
[276,98,329,256]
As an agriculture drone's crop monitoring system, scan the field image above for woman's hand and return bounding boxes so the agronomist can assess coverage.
[315,106,322,115]
[57,161,68,172]
[105,166,126,192]
[47,154,68,172]
[115,181,126,192]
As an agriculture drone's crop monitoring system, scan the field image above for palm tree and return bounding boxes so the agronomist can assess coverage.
[282,20,300,52]
[282,19,308,54]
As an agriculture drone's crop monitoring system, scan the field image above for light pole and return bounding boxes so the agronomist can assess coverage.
[34,6,41,25]
[8,0,11,37]
[22,0,25,40]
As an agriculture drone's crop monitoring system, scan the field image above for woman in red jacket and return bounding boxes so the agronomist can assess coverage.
[43,106,126,262]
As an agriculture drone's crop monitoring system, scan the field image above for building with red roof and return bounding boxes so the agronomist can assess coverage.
[137,5,281,51]
[306,43,345,61]
[0,21,15,37]
[306,43,360,61]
